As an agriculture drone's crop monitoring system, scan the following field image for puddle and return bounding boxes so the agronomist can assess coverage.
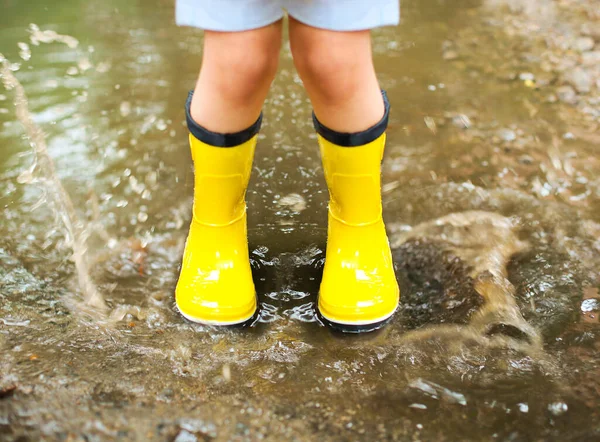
[1,0,599,440]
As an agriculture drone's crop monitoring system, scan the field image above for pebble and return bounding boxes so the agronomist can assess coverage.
[174,430,197,442]
[519,72,535,81]
[179,418,217,438]
[573,37,595,52]
[498,128,516,142]
[556,85,578,104]
[581,23,600,40]
[582,51,600,66]
[452,114,472,129]
[548,402,568,416]
[564,67,592,94]
[518,154,534,165]
[40,421,63,436]
[441,40,458,60]
[581,298,599,313]
[443,50,459,61]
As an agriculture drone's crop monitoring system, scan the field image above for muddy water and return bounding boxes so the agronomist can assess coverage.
[1,0,599,440]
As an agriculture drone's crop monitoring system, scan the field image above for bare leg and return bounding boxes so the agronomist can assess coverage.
[191,20,283,133]
[288,17,384,133]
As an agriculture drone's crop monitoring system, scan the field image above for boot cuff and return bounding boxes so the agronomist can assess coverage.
[185,91,262,147]
[312,90,390,147]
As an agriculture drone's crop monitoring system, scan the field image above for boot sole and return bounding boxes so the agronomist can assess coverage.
[177,305,258,327]
[316,308,397,333]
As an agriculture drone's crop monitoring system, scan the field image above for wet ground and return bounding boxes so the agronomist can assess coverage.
[1,0,599,440]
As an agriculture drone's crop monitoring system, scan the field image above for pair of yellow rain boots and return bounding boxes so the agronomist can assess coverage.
[175,91,399,331]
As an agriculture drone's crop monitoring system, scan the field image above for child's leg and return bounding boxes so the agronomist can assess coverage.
[176,21,283,326]
[191,20,283,133]
[288,17,384,133]
[288,16,399,331]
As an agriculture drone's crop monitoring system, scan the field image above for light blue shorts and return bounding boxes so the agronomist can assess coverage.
[176,0,400,32]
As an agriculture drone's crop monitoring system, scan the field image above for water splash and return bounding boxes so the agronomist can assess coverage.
[393,211,543,350]
[28,23,79,48]
[0,53,106,311]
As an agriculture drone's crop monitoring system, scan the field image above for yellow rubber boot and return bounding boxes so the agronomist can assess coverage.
[176,92,259,325]
[315,92,399,331]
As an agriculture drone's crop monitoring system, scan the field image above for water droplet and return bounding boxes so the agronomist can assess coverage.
[222,364,231,382]
[424,116,437,134]
[28,24,79,48]
[119,101,131,117]
[258,303,281,323]
[77,57,92,72]
[44,79,58,89]
[278,193,306,212]
[519,72,535,81]
[96,62,110,73]
[17,42,31,61]
[155,119,167,131]
[17,168,34,184]
[145,171,158,187]
[129,176,145,194]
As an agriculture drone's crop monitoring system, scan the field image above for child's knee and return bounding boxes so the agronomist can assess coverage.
[205,37,280,103]
[292,42,364,103]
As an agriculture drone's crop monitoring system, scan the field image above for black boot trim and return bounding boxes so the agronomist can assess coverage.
[312,90,390,147]
[185,91,262,147]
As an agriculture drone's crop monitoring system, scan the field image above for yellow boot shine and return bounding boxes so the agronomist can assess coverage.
[315,91,400,331]
[176,92,260,325]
